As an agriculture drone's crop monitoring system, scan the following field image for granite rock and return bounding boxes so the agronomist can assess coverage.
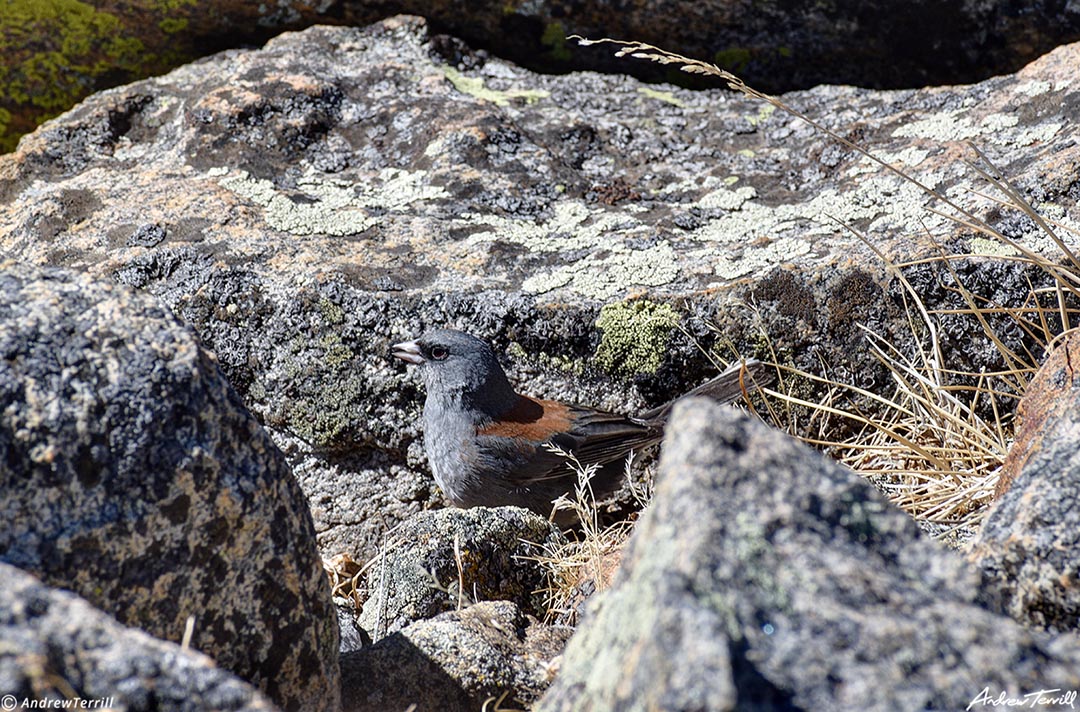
[4,1,1080,150]
[359,506,563,639]
[0,262,339,712]
[969,331,1080,632]
[342,600,568,712]
[539,398,1080,711]
[0,563,278,711]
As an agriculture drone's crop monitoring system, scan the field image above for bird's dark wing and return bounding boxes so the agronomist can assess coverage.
[474,396,660,488]
[554,407,662,471]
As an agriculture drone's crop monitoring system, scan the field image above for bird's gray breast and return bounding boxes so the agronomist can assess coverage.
[422,396,482,506]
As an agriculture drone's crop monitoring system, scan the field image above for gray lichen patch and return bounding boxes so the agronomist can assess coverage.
[464,201,648,253]
[891,109,1063,146]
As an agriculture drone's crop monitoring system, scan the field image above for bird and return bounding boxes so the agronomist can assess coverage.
[392,329,772,524]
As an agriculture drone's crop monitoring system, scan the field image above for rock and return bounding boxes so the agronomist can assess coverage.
[989,331,1080,501]
[4,2,1080,151]
[359,507,563,639]
[341,600,569,712]
[539,398,1080,711]
[968,331,1080,632]
[0,263,339,712]
[1,17,1076,559]
[336,601,371,654]
[0,562,277,711]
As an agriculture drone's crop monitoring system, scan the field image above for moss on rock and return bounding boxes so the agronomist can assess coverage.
[595,300,681,376]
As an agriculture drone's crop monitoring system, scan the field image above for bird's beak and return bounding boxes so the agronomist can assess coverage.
[391,339,425,365]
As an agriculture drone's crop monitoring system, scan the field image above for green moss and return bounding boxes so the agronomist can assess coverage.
[714,47,752,73]
[158,17,188,34]
[0,1,148,108]
[0,0,204,152]
[540,22,572,62]
[595,300,681,376]
[148,0,197,10]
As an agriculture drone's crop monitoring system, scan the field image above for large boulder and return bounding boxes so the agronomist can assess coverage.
[0,563,277,711]
[1,17,1077,559]
[0,263,338,712]
[539,398,1080,711]
[3,1,1080,150]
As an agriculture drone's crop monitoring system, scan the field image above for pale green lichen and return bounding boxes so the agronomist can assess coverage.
[698,185,757,210]
[319,333,354,368]
[892,110,1024,142]
[523,242,679,299]
[969,237,1019,257]
[442,66,549,107]
[637,87,686,108]
[711,237,812,280]
[746,104,775,127]
[216,167,447,236]
[1012,122,1063,146]
[318,297,345,325]
[1015,80,1052,96]
[464,200,679,297]
[594,300,681,376]
[850,146,931,176]
[466,200,645,253]
[691,171,948,247]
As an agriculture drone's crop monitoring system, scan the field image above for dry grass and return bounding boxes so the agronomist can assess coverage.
[575,36,1080,543]
[526,446,649,625]
[324,552,365,608]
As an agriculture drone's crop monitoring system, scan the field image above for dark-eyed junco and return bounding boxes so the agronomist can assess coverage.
[393,329,771,523]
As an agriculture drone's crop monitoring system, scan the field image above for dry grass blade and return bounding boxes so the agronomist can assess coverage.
[528,444,641,625]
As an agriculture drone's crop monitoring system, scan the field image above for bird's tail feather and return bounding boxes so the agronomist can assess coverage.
[637,359,774,425]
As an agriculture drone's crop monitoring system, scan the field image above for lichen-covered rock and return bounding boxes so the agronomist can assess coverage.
[342,600,568,712]
[539,398,1080,711]
[0,262,338,712]
[969,331,1080,632]
[359,507,563,639]
[0,563,278,711]
[1,17,1077,559]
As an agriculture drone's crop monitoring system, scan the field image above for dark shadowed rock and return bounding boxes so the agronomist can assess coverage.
[539,398,1080,711]
[2,18,1078,559]
[0,563,277,711]
[969,332,1080,632]
[0,262,338,712]
[342,600,568,712]
[359,507,563,639]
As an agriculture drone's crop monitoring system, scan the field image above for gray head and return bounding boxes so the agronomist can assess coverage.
[392,329,517,413]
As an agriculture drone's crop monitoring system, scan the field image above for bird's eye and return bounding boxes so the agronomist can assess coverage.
[430,345,449,361]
